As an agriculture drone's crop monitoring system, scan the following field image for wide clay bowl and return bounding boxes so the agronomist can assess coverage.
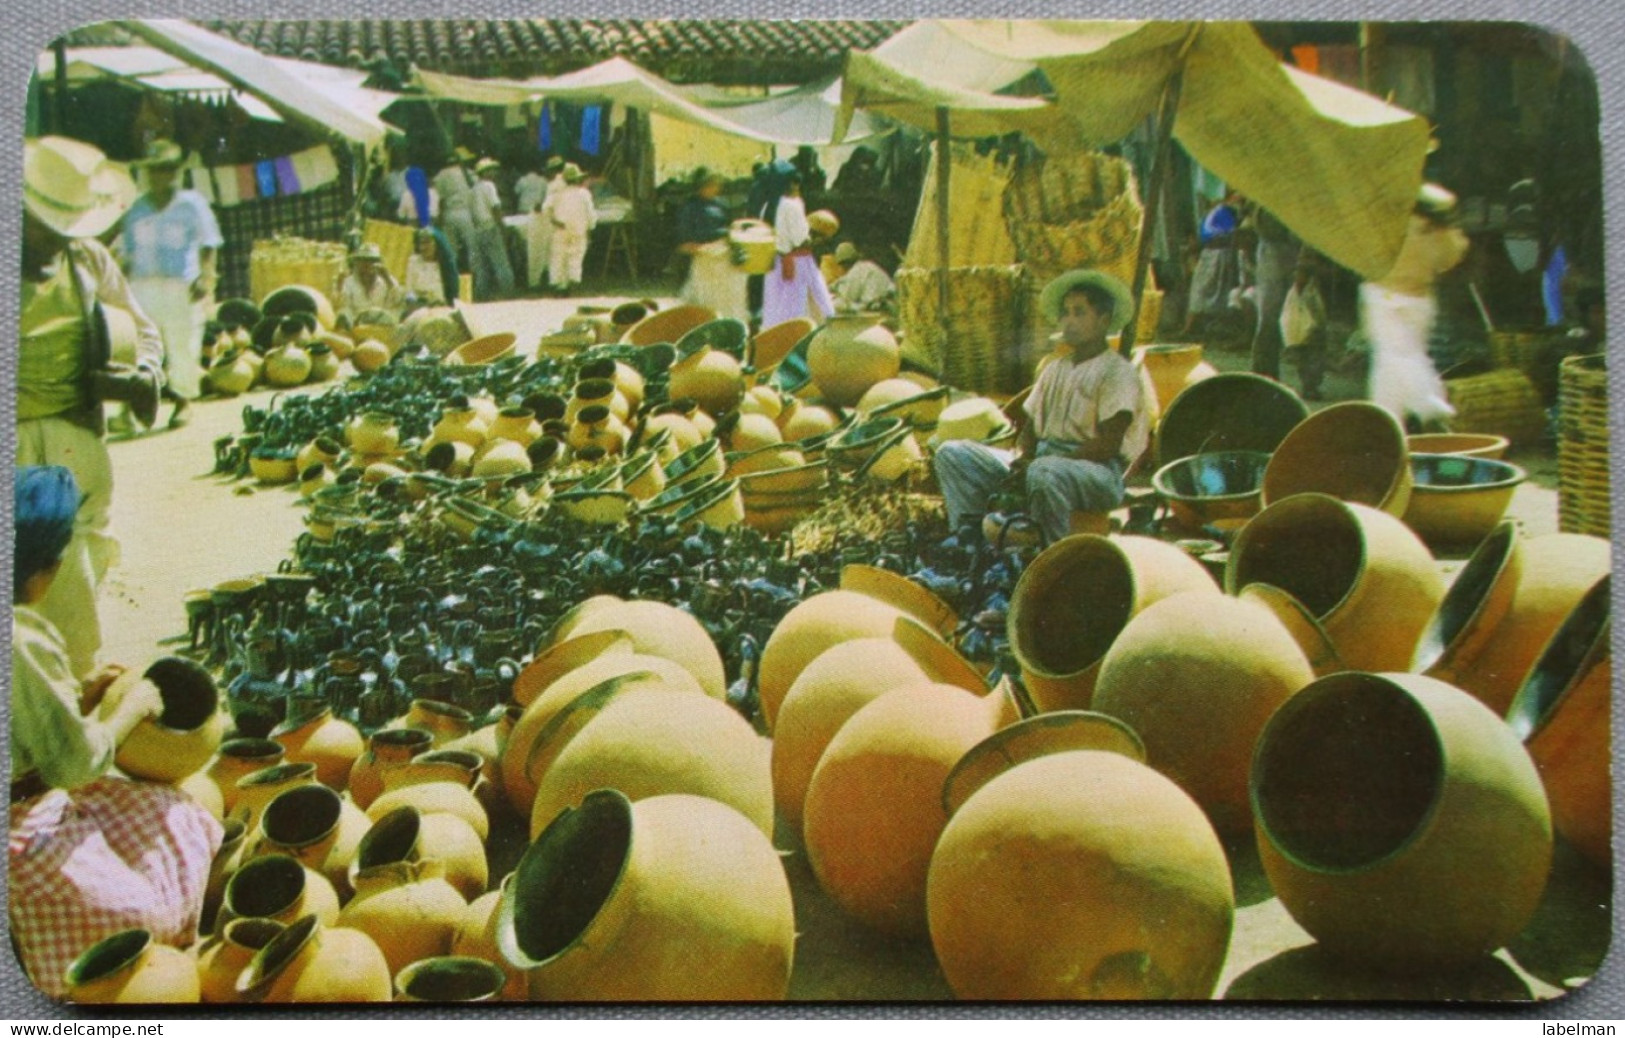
[1152,451,1271,532]
[1401,454,1527,552]
[1406,432,1510,461]
[1155,373,1308,468]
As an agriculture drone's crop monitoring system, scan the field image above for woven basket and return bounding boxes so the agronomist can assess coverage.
[364,219,417,283]
[1489,327,1568,403]
[1557,352,1609,536]
[897,265,1028,394]
[249,238,347,306]
[1444,367,1547,447]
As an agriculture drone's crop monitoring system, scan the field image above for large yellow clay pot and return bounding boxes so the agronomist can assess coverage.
[643,411,703,456]
[352,805,488,902]
[1234,583,1345,678]
[928,750,1234,999]
[1418,530,1610,715]
[348,727,434,810]
[527,684,773,840]
[230,762,319,832]
[100,657,227,783]
[669,344,746,417]
[726,412,785,453]
[1008,535,1217,713]
[238,915,392,1003]
[272,703,364,791]
[395,956,509,1003]
[430,406,490,448]
[941,711,1146,818]
[250,783,348,872]
[551,595,727,700]
[780,402,840,442]
[197,919,284,1003]
[449,884,528,1001]
[345,411,400,455]
[221,853,341,929]
[1226,494,1444,674]
[1093,591,1315,834]
[808,315,901,407]
[391,699,474,748]
[498,790,795,1000]
[1262,401,1413,515]
[1507,575,1611,867]
[772,617,992,835]
[1252,671,1552,967]
[64,929,200,1004]
[512,629,636,707]
[369,774,489,843]
[803,682,1010,938]
[1136,343,1211,417]
[337,861,468,978]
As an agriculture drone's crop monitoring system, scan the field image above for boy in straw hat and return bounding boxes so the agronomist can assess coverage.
[121,137,222,429]
[20,136,166,679]
[933,269,1149,544]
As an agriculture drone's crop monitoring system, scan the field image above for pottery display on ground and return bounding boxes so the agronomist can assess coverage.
[1261,401,1413,515]
[808,316,901,407]
[65,929,201,1004]
[238,915,392,1003]
[100,656,227,784]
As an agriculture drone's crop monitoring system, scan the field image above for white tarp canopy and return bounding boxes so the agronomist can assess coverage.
[118,20,398,149]
[414,57,892,147]
[37,46,284,123]
[841,19,1433,280]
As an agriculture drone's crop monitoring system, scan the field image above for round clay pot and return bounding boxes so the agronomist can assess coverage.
[621,303,715,347]
[808,315,901,407]
[295,435,344,474]
[349,727,434,810]
[395,956,508,1003]
[1262,400,1413,515]
[197,918,284,1003]
[1234,583,1345,678]
[65,929,200,1004]
[727,412,785,453]
[620,451,668,501]
[337,861,468,978]
[780,402,840,442]
[1252,671,1552,966]
[566,377,631,425]
[489,406,543,447]
[448,885,527,1000]
[668,344,746,417]
[527,683,772,840]
[208,348,259,396]
[353,805,488,902]
[252,783,345,871]
[643,412,703,456]
[239,915,391,1003]
[352,339,392,373]
[803,682,1013,938]
[1008,534,1217,713]
[471,437,534,478]
[1401,454,1527,551]
[856,377,925,416]
[430,406,490,448]
[564,404,629,457]
[345,411,400,455]
[1093,590,1315,834]
[552,595,727,700]
[394,699,474,747]
[1507,575,1611,867]
[928,750,1233,999]
[272,703,364,790]
[740,384,785,419]
[306,342,341,382]
[263,344,313,387]
[208,738,286,816]
[230,761,318,832]
[1136,342,1211,417]
[1226,494,1444,673]
[100,656,227,783]
[941,711,1146,818]
[369,773,489,843]
[498,790,794,1000]
[221,853,341,928]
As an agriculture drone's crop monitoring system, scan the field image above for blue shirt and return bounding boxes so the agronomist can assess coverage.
[121,190,223,282]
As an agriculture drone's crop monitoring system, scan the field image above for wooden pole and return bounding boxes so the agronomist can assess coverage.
[936,106,952,320]
[53,40,69,135]
[1121,67,1185,355]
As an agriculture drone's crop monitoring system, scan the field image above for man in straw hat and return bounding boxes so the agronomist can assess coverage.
[121,137,222,429]
[933,269,1149,544]
[516,155,564,291]
[434,147,515,300]
[20,136,166,679]
[545,162,597,295]
[336,242,405,330]
[1363,182,1470,430]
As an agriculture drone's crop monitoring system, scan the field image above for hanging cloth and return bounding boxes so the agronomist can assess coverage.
[274,156,300,196]
[580,104,603,157]
[254,161,278,199]
[405,167,432,229]
[538,102,552,154]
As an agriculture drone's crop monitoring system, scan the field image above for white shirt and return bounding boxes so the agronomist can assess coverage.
[477,178,503,217]
[1024,346,1150,466]
[398,187,439,224]
[774,195,810,253]
[338,272,404,325]
[405,254,445,304]
[546,185,598,237]
[11,605,117,788]
[832,260,896,313]
[515,172,550,213]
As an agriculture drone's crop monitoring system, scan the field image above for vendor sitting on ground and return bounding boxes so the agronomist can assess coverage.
[830,241,896,315]
[404,228,448,310]
[336,243,404,330]
[934,270,1149,545]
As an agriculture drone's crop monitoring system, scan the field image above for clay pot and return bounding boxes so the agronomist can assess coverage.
[780,402,841,442]
[352,339,392,373]
[727,412,785,452]
[1406,432,1510,460]
[298,463,335,498]
[444,332,517,367]
[566,377,631,425]
[664,438,727,488]
[238,915,392,1003]
[295,435,344,474]
[249,450,299,485]
[1226,494,1444,673]
[619,451,667,501]
[942,711,1146,818]
[1415,531,1610,715]
[551,595,727,700]
[1153,371,1308,468]
[1234,583,1345,678]
[928,750,1233,999]
[197,919,284,1003]
[207,738,285,816]
[643,411,703,456]
[370,771,489,843]
[1093,591,1315,834]
[1401,454,1527,552]
[674,477,745,532]
[513,629,636,707]
[64,929,200,1004]
[1136,343,1212,417]
[1008,535,1217,713]
[498,790,794,1000]
[855,377,924,415]
[349,727,434,810]
[1507,575,1611,866]
[1151,450,1270,533]
[221,853,341,928]
[729,443,807,477]
[527,683,773,840]
[621,303,715,346]
[306,342,341,382]
[230,762,319,832]
[803,682,1012,938]
[669,344,746,417]
[773,616,993,834]
[1262,401,1413,515]
[395,699,474,747]
[808,315,901,407]
[489,406,543,447]
[740,384,785,419]
[251,783,347,871]
[471,437,534,478]
[395,956,508,1003]
[565,404,629,457]
[263,343,313,387]
[430,405,489,448]
[345,412,400,455]
[100,657,227,783]
[353,805,488,902]
[208,348,259,396]
[448,885,528,1000]
[855,423,924,483]
[337,861,468,978]
[751,316,817,372]
[1252,671,1551,966]
[272,703,364,790]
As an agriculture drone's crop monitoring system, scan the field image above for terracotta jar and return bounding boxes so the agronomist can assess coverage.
[1136,342,1213,417]
[202,817,249,933]
[272,703,364,791]
[220,853,341,929]
[1252,671,1551,966]
[337,861,468,978]
[1093,590,1315,835]
[99,656,228,784]
[238,915,391,1003]
[780,402,840,442]
[1008,535,1217,713]
[394,699,475,748]
[1261,400,1413,516]
[498,790,794,1000]
[230,761,319,832]
[808,315,900,407]
[448,883,528,1000]
[941,711,1146,819]
[642,411,703,457]
[208,348,259,396]
[668,344,746,417]
[489,406,543,447]
[64,929,200,1004]
[565,377,631,425]
[369,767,490,842]
[430,404,490,449]
[197,918,284,1003]
[470,438,534,479]
[349,727,434,810]
[263,343,313,387]
[345,411,400,455]
[395,956,509,1003]
[1234,583,1345,679]
[566,404,629,457]
[726,412,785,453]
[928,750,1233,999]
[306,342,341,383]
[551,595,728,700]
[295,435,344,474]
[353,805,488,903]
[250,783,347,871]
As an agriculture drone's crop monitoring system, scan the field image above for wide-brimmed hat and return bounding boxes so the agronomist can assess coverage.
[808,209,841,238]
[133,138,186,169]
[475,158,500,174]
[562,163,585,184]
[1038,269,1136,334]
[452,146,477,164]
[23,136,138,239]
[834,242,860,265]
[348,243,384,264]
[544,156,565,173]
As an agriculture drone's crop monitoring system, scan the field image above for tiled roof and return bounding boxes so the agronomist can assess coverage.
[199,19,909,83]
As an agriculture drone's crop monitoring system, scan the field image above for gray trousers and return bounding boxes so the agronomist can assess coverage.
[933,439,1126,544]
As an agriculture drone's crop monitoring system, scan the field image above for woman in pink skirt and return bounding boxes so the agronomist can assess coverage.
[762,173,835,328]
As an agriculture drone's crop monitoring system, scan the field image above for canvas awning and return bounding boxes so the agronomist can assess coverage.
[414,57,892,147]
[840,19,1432,280]
[37,46,284,123]
[118,19,398,149]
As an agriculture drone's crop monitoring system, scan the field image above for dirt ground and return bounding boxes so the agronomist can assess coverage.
[91,291,1608,1003]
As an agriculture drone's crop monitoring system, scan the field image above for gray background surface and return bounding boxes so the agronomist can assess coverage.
[0,0,1619,1020]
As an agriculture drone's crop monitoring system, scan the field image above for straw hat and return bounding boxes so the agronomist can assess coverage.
[23,136,138,239]
[562,163,586,185]
[544,156,565,174]
[133,138,186,169]
[1038,269,1136,334]
[348,243,385,265]
[475,158,500,175]
[808,209,841,239]
[928,397,1015,449]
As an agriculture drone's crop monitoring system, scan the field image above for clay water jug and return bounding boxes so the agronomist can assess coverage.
[808,315,900,407]
[349,727,433,810]
[345,412,399,455]
[197,918,284,1003]
[272,703,364,790]
[238,915,391,1003]
[337,861,468,978]
[65,929,200,1004]
[354,805,488,902]
[448,883,528,1000]
[207,738,285,816]
[395,956,508,1003]
[430,404,490,448]
[221,853,341,929]
[489,406,543,447]
[668,343,746,417]
[230,761,319,832]
[263,343,313,387]
[100,656,227,783]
